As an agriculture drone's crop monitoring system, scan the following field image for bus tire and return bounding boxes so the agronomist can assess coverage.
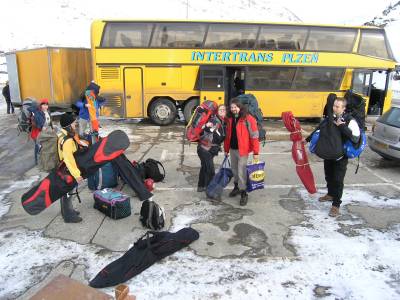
[149,98,177,125]
[183,99,199,123]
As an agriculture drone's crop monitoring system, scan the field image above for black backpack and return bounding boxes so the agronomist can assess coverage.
[140,199,165,230]
[236,94,266,141]
[133,158,166,182]
[344,91,366,131]
[17,98,37,134]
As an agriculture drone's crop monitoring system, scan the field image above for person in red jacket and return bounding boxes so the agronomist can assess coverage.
[224,98,260,206]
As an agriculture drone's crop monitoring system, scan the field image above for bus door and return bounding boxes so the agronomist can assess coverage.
[199,66,225,105]
[351,69,372,113]
[124,67,144,118]
[226,67,245,104]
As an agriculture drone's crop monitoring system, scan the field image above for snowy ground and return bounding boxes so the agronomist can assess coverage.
[0,188,399,299]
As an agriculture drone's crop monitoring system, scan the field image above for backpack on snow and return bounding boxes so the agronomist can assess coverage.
[17,98,37,134]
[236,94,266,142]
[186,100,218,142]
[140,199,165,230]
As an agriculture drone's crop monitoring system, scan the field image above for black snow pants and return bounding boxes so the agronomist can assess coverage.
[197,144,216,189]
[324,157,348,208]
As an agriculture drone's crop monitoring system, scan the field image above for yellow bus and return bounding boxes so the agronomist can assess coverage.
[91,20,399,125]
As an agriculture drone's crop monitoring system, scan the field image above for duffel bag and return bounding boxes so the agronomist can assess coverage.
[93,188,131,219]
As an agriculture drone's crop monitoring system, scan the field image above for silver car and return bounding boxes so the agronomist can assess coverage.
[368,102,400,160]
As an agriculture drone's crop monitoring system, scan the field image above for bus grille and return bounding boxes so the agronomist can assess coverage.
[101,94,124,117]
[100,67,120,80]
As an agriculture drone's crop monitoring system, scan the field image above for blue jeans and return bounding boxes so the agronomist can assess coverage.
[34,140,41,165]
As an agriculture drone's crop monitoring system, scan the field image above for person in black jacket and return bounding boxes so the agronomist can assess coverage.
[307,96,360,217]
[2,81,14,114]
[197,105,227,193]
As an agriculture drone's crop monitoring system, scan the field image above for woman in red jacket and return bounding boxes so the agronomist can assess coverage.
[224,98,260,206]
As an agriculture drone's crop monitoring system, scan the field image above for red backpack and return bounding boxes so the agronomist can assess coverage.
[185,100,218,142]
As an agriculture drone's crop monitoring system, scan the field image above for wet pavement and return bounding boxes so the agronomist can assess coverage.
[0,108,400,299]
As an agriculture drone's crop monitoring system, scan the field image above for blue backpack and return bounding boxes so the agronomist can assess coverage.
[343,131,367,159]
[309,130,320,154]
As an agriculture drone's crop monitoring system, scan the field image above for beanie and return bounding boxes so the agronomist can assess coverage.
[86,81,100,95]
[40,98,49,105]
[60,114,76,128]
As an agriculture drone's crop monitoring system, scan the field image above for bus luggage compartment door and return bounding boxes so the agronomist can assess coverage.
[124,68,144,118]
[199,66,225,105]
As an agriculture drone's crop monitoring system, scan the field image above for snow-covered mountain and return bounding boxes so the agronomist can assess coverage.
[0,0,300,52]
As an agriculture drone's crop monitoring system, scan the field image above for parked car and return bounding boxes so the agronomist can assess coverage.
[368,102,400,160]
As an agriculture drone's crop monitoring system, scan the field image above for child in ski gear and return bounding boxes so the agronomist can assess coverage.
[224,98,260,206]
[307,96,360,217]
[29,99,53,164]
[2,81,14,114]
[58,113,85,223]
[75,82,105,136]
[197,104,227,193]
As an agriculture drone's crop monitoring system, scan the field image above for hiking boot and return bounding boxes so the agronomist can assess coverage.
[319,194,333,202]
[329,206,340,217]
[240,191,248,206]
[197,186,205,192]
[229,183,240,197]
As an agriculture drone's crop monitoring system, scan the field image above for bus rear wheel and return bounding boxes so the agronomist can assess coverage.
[149,98,177,125]
[183,99,199,123]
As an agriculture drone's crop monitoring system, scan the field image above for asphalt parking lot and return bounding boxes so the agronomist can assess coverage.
[0,112,400,299]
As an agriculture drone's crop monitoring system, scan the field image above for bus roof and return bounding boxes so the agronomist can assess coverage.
[93,19,382,30]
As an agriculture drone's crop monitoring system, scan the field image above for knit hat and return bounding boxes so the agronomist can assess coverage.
[60,114,76,128]
[86,81,100,95]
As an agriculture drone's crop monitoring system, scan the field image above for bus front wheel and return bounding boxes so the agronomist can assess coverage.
[183,99,199,123]
[149,98,177,125]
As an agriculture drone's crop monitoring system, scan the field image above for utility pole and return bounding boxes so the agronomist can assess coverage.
[186,0,189,19]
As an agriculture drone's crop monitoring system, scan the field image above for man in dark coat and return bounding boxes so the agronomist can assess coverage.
[2,81,14,114]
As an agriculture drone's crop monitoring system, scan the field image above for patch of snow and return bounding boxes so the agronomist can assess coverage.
[0,176,40,219]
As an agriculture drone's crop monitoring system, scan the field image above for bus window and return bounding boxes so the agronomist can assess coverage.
[293,67,344,90]
[246,67,296,90]
[352,70,372,96]
[204,24,258,49]
[305,28,356,52]
[256,25,307,50]
[151,23,206,48]
[102,23,153,47]
[359,30,390,59]
[201,69,224,90]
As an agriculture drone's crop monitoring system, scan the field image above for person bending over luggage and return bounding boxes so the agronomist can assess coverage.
[75,82,106,137]
[58,114,86,223]
[224,98,260,206]
[197,105,227,193]
[307,97,360,217]
[29,99,53,165]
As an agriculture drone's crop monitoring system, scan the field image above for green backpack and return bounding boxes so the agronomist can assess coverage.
[236,94,266,142]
